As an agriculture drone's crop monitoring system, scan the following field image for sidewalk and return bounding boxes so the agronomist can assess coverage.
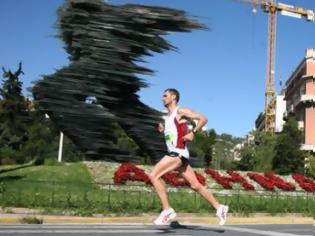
[0,208,313,224]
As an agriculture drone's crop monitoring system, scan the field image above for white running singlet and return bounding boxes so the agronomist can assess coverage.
[164,107,189,158]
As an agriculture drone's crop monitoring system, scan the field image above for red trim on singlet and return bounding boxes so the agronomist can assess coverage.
[174,118,188,149]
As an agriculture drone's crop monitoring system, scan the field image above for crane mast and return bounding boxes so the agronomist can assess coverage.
[265,1,277,132]
[238,0,315,132]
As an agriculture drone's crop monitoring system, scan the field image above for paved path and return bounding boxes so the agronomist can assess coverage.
[0,223,312,236]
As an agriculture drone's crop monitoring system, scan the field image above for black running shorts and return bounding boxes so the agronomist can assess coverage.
[168,151,189,167]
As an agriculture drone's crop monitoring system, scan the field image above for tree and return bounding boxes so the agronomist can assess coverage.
[272,117,305,175]
[237,131,276,172]
[305,154,315,179]
[212,133,242,170]
[238,144,255,171]
[0,63,30,153]
[252,131,277,172]
[188,129,216,167]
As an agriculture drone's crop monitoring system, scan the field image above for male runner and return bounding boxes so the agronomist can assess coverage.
[149,88,229,226]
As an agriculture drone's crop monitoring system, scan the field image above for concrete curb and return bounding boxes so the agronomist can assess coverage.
[0,214,313,225]
[0,208,313,224]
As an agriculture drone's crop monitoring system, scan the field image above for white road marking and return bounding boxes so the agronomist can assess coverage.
[224,225,312,236]
[0,229,160,234]
[0,225,146,229]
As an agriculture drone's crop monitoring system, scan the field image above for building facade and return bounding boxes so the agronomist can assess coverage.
[285,48,315,152]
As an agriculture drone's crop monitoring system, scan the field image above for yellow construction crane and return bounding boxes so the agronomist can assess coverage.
[238,0,314,132]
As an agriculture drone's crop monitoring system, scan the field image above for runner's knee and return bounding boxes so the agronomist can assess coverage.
[190,182,202,192]
[148,173,158,183]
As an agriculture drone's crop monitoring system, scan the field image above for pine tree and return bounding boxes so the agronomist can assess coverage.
[0,62,30,152]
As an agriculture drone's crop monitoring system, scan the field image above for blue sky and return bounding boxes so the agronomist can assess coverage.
[1,0,315,138]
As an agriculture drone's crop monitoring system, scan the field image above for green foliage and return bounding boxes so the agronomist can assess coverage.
[113,123,140,156]
[0,63,85,165]
[238,118,306,174]
[238,131,276,172]
[112,123,150,164]
[306,154,315,179]
[272,117,305,175]
[188,129,216,167]
[21,121,58,163]
[238,144,255,171]
[212,133,242,170]
[0,63,30,152]
[0,146,24,165]
[60,135,85,162]
[252,131,277,172]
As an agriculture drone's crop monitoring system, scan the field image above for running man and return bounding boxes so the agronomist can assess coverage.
[149,88,229,226]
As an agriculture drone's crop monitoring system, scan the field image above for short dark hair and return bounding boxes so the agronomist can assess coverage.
[165,88,180,103]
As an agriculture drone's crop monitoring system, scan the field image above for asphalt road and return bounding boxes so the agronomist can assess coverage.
[0,223,313,236]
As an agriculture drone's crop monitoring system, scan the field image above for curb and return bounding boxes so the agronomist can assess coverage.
[0,214,313,225]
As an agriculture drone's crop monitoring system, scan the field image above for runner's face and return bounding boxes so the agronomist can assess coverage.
[162,91,175,107]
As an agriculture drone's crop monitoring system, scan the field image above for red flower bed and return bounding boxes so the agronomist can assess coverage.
[162,170,206,187]
[247,172,275,191]
[113,162,206,187]
[292,174,315,192]
[264,172,295,191]
[112,162,315,193]
[113,162,150,185]
[204,168,232,189]
[227,170,255,191]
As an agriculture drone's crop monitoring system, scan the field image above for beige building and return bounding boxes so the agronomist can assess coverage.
[255,94,286,133]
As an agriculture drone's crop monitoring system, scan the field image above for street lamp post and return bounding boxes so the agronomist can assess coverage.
[58,131,64,162]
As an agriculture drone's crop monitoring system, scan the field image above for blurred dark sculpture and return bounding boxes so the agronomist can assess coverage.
[33,0,204,163]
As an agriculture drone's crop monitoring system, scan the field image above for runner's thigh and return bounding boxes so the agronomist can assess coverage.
[150,155,182,179]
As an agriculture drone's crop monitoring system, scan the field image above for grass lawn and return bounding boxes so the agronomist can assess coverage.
[0,162,92,183]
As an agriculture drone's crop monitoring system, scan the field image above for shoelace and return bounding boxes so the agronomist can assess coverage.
[162,212,173,223]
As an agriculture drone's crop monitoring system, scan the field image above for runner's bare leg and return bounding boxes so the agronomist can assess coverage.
[179,163,220,209]
[149,156,182,210]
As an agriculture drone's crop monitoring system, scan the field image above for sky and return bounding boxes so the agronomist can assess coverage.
[1,0,315,138]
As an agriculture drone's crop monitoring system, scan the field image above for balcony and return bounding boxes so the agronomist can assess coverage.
[301,144,315,152]
[297,121,304,129]
[292,94,315,109]
[301,94,315,102]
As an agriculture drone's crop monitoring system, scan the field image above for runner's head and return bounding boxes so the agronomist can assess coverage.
[163,88,180,106]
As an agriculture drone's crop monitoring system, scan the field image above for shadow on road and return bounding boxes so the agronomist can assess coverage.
[156,221,225,234]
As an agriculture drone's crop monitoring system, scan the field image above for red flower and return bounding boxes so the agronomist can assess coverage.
[113,162,150,185]
[162,170,206,187]
[227,170,255,191]
[204,168,232,189]
[292,174,315,192]
[264,172,295,191]
[247,172,275,191]
[113,162,206,187]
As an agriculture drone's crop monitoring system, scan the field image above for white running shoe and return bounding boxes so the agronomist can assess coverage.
[216,205,229,226]
[154,208,177,225]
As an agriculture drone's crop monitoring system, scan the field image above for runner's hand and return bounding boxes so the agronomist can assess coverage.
[158,123,164,133]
